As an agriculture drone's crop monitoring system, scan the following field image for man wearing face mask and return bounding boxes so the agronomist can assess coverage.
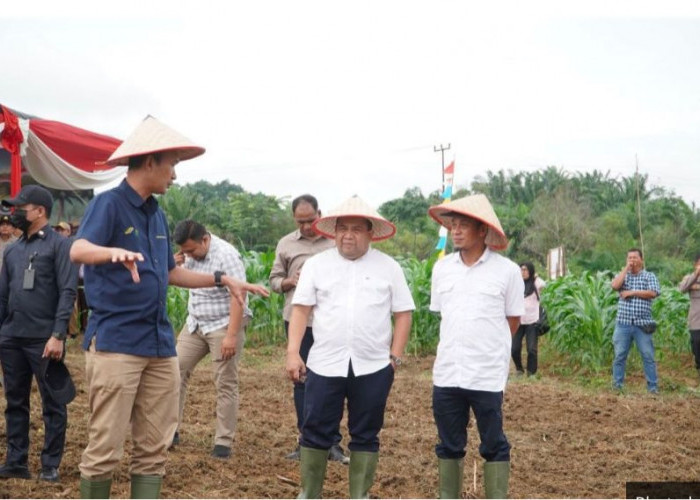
[171,219,251,460]
[0,185,78,482]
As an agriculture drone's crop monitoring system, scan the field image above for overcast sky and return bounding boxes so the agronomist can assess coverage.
[3,1,700,212]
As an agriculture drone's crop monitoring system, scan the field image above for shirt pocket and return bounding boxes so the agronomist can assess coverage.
[31,253,55,280]
[473,283,504,317]
[360,276,391,307]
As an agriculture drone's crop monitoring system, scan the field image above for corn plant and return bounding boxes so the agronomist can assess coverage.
[542,271,619,372]
[543,271,692,374]
[652,286,691,356]
[396,254,441,355]
[167,286,189,334]
[243,250,286,346]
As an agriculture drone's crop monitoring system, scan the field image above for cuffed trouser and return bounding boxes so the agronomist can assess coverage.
[284,321,342,447]
[79,343,179,479]
[432,386,510,462]
[301,363,394,452]
[176,320,248,447]
[0,336,67,468]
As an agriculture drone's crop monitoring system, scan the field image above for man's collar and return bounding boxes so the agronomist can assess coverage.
[294,229,323,242]
[22,223,51,242]
[453,247,491,266]
[118,179,158,213]
[335,246,372,262]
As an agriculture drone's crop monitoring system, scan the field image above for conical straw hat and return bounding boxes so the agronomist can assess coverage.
[104,115,205,166]
[313,195,396,242]
[428,193,508,250]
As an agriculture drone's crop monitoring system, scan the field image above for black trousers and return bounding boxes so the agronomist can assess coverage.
[690,330,700,369]
[432,385,510,462]
[284,321,341,446]
[301,363,394,452]
[511,323,539,375]
[0,336,67,468]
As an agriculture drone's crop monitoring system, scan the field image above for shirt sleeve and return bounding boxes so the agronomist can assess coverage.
[268,240,287,294]
[429,260,443,312]
[390,260,416,312]
[220,247,247,282]
[648,272,661,297]
[76,194,116,247]
[52,236,79,334]
[680,273,697,293]
[535,276,546,292]
[291,255,317,306]
[505,264,525,317]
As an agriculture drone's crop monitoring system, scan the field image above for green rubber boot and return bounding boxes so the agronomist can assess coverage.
[130,474,162,499]
[483,461,510,499]
[348,451,379,499]
[80,476,112,499]
[298,446,329,499]
[438,458,464,499]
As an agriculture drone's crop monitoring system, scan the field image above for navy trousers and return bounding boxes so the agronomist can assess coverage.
[301,362,394,452]
[432,385,510,462]
[0,336,67,468]
[285,321,342,446]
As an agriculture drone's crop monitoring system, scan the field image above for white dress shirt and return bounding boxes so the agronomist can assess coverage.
[292,247,415,377]
[430,249,524,392]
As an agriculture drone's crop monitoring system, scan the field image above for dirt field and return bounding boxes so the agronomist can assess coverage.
[2,341,700,499]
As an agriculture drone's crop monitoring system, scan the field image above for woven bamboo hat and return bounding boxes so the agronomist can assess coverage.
[428,193,508,250]
[313,195,396,242]
[105,115,205,166]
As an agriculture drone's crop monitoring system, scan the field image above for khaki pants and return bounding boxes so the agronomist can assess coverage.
[177,319,247,447]
[79,342,179,479]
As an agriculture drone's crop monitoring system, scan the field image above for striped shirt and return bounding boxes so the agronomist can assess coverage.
[615,269,660,326]
[184,234,251,334]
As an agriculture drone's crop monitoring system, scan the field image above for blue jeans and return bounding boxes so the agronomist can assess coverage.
[612,323,658,392]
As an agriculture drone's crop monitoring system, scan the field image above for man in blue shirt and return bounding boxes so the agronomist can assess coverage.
[0,185,78,483]
[611,248,661,394]
[70,116,268,499]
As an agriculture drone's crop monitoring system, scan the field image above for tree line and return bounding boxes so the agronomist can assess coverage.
[158,167,700,284]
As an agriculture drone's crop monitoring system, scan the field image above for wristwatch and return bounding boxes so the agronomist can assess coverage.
[51,332,67,341]
[214,270,226,288]
[390,354,402,366]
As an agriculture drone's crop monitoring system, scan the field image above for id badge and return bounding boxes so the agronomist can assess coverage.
[23,268,35,290]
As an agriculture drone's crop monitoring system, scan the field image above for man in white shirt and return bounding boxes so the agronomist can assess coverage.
[171,220,250,460]
[428,194,524,499]
[286,195,415,499]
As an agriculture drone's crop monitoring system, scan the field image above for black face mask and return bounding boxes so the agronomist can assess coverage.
[10,209,31,233]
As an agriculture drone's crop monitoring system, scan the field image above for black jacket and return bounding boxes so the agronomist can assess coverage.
[0,225,78,338]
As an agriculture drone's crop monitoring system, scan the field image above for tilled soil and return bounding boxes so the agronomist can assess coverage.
[2,343,700,499]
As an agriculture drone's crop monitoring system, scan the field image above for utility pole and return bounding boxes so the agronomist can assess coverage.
[434,143,451,191]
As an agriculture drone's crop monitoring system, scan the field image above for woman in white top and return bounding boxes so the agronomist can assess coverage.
[511,262,546,376]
